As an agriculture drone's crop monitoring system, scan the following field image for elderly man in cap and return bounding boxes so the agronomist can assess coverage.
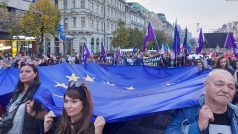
[165,69,238,134]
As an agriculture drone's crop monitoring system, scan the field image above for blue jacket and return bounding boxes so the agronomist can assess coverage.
[165,96,238,134]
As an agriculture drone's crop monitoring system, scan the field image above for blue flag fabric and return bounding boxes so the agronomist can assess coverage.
[172,22,180,57]
[0,64,211,122]
[143,22,156,51]
[101,42,106,62]
[183,28,188,56]
[83,43,91,63]
[58,23,65,40]
[195,28,204,54]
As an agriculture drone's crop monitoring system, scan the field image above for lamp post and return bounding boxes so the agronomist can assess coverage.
[63,0,67,55]
[103,0,106,51]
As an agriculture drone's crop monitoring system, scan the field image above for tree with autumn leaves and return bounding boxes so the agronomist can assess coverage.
[111,20,130,48]
[0,3,21,36]
[19,0,61,52]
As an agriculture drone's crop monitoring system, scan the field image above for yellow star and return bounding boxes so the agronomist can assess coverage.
[84,75,95,82]
[66,73,80,82]
[125,86,135,90]
[55,81,68,89]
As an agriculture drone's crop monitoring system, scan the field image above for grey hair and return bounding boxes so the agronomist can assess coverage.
[206,69,234,82]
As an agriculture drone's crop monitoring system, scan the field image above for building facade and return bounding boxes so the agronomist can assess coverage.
[57,0,126,54]
[125,4,145,31]
[218,21,238,41]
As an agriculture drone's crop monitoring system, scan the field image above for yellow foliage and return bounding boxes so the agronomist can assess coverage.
[19,0,61,44]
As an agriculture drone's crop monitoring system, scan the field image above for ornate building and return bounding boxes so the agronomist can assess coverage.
[125,4,145,31]
[57,0,126,54]
[218,21,238,41]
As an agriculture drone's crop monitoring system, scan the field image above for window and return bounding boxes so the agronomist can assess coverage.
[101,6,103,14]
[73,0,76,8]
[111,24,113,32]
[91,20,94,28]
[96,38,99,53]
[73,17,76,27]
[81,17,85,28]
[64,0,67,9]
[91,2,93,10]
[81,0,85,8]
[96,21,99,31]
[91,38,94,54]
[63,18,68,28]
[107,8,109,16]
[101,22,104,32]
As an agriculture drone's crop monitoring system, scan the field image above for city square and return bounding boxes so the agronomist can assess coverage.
[0,0,238,133]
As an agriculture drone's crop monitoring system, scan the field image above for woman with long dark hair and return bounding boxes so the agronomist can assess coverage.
[44,81,105,134]
[0,63,45,134]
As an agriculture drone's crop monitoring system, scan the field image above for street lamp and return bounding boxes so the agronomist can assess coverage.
[103,0,106,51]
[63,0,67,55]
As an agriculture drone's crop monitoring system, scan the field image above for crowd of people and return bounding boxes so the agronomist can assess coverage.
[0,49,236,68]
[0,49,238,133]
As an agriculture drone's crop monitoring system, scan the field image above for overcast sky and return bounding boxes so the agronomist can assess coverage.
[126,0,238,37]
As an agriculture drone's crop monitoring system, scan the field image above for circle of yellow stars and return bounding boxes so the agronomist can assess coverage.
[54,73,135,90]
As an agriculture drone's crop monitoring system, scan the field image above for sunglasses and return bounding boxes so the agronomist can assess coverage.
[68,81,86,98]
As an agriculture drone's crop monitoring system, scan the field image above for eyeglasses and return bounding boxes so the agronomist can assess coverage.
[68,81,83,88]
[68,81,86,98]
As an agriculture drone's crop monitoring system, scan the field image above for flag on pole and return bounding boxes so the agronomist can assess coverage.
[183,28,189,56]
[83,43,91,63]
[101,42,106,62]
[143,22,156,51]
[165,43,171,55]
[58,23,65,40]
[172,22,180,57]
[195,28,204,54]
[132,47,137,53]
[160,44,165,55]
[224,32,236,48]
[224,32,238,59]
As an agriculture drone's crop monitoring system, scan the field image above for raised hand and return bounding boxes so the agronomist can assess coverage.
[198,105,214,131]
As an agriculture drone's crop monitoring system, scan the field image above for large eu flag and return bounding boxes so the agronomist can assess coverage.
[0,64,210,122]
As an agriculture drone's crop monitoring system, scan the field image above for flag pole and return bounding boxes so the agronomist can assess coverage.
[175,20,178,67]
[175,37,177,67]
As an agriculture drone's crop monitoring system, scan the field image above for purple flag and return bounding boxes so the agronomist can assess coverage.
[224,32,236,48]
[195,28,204,54]
[83,42,91,63]
[224,32,238,59]
[233,42,238,59]
[101,42,106,62]
[172,22,180,56]
[143,22,156,51]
